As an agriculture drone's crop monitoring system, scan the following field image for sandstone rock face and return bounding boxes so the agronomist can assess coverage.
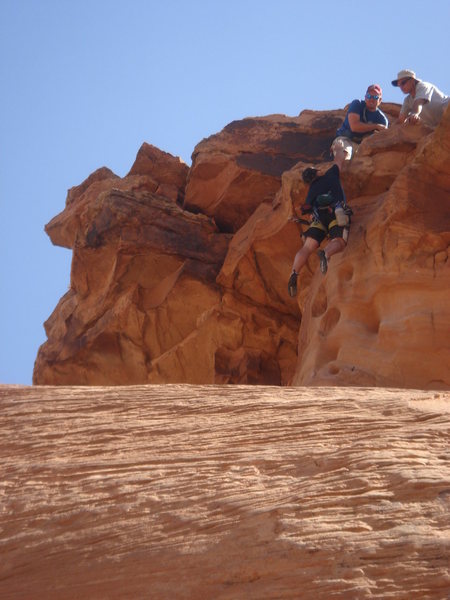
[38,191,231,385]
[215,107,450,390]
[183,111,346,232]
[294,113,450,389]
[45,143,189,250]
[183,103,400,234]
[1,384,449,599]
[34,104,450,389]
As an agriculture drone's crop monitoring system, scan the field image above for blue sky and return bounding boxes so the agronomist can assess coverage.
[1,0,449,385]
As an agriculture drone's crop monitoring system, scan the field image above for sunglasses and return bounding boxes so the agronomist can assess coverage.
[365,93,380,100]
[398,78,411,87]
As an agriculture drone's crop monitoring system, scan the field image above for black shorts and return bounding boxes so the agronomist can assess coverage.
[303,211,349,245]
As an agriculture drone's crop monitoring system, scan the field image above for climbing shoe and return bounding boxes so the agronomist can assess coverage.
[317,249,328,274]
[288,271,298,297]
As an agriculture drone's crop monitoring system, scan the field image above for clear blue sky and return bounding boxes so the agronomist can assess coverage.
[1,0,449,385]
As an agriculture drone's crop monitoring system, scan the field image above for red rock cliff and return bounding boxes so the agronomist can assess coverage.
[33,105,450,389]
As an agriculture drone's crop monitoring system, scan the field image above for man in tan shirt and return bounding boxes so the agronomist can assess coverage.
[392,69,449,128]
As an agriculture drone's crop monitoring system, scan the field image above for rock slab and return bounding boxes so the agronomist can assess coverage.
[1,384,449,599]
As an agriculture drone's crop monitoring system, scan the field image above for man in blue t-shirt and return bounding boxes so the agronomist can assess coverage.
[331,84,389,160]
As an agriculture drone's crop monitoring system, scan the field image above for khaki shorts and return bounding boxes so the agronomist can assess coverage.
[331,136,359,160]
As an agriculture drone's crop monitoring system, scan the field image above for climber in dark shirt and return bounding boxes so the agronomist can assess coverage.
[288,144,350,297]
[303,163,345,209]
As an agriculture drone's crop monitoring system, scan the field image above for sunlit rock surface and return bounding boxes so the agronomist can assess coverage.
[1,384,449,599]
[183,111,345,232]
[34,104,449,389]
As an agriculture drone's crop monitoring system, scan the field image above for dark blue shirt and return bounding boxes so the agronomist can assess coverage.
[336,99,388,140]
[304,164,345,207]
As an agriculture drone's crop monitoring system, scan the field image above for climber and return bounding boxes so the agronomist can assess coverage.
[331,84,389,160]
[391,69,449,128]
[287,142,351,298]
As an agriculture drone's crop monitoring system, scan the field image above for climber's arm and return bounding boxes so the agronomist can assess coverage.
[348,112,387,133]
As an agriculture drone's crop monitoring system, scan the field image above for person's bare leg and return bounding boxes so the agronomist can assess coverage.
[317,237,346,274]
[323,237,346,260]
[331,138,352,168]
[288,236,319,297]
[292,236,319,274]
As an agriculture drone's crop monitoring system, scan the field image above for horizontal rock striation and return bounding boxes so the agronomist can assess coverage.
[1,384,449,599]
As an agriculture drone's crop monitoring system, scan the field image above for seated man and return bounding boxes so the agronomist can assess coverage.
[391,69,449,128]
[288,144,350,298]
[331,84,388,159]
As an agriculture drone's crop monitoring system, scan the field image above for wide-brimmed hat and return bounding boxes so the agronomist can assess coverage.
[391,69,417,86]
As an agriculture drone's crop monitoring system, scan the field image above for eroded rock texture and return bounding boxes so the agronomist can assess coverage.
[34,105,450,388]
[184,111,344,232]
[1,384,449,599]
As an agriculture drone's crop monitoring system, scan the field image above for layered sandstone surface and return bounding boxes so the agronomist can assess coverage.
[33,104,450,388]
[1,384,449,599]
